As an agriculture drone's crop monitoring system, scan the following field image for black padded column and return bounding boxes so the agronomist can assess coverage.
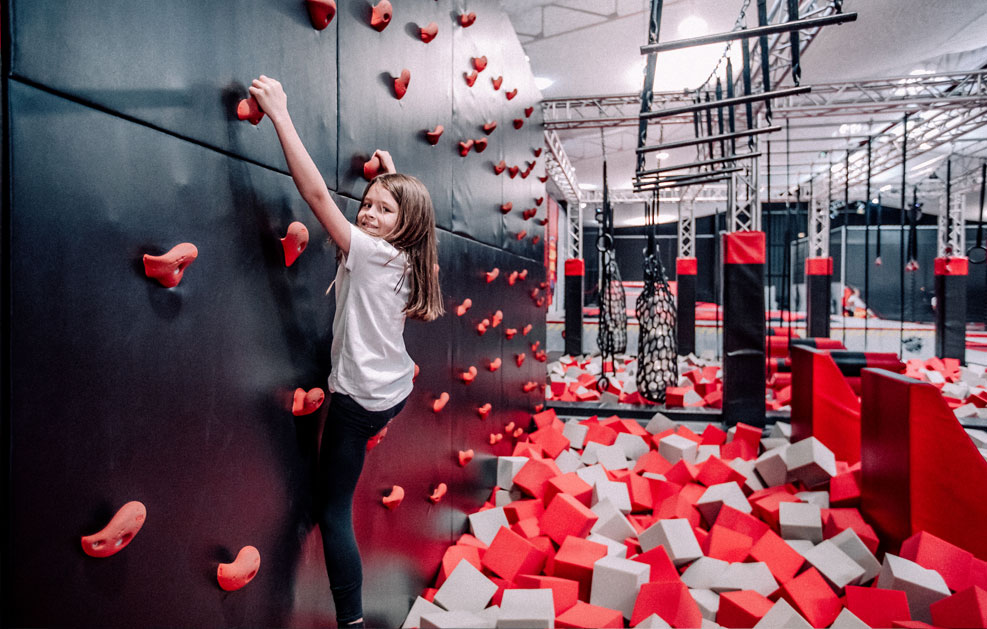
[722,231,766,427]
[805,257,832,338]
[934,256,968,364]
[564,258,584,356]
[676,257,697,356]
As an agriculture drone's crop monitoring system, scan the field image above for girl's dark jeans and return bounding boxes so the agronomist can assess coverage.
[317,392,406,626]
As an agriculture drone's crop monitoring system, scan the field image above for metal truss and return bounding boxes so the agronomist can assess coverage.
[543,129,583,259]
[808,183,830,258]
[937,180,966,258]
[581,186,729,205]
[728,163,761,232]
[678,200,696,258]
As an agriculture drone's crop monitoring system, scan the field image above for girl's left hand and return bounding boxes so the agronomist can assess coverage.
[248,75,288,124]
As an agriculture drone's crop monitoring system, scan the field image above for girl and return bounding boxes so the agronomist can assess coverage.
[249,75,443,628]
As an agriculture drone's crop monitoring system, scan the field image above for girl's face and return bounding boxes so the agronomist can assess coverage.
[358,183,400,238]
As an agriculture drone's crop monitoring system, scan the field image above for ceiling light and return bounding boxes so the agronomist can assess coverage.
[879,184,892,192]
[911,154,945,171]
[919,142,931,150]
[578,182,599,190]
[533,76,554,90]
[677,15,709,38]
[909,68,934,76]
[655,152,670,160]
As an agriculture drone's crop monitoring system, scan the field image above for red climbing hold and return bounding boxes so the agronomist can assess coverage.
[505,328,517,339]
[292,387,325,416]
[536,218,548,226]
[420,21,438,43]
[426,125,444,145]
[461,366,478,384]
[508,166,520,178]
[538,174,549,183]
[281,221,309,267]
[516,353,526,367]
[534,148,543,157]
[524,106,534,117]
[476,319,489,335]
[532,236,541,245]
[459,139,475,157]
[472,56,488,72]
[464,70,478,87]
[486,268,500,282]
[429,483,448,504]
[383,485,404,509]
[506,88,518,100]
[474,138,488,153]
[494,160,507,175]
[477,403,492,419]
[393,69,410,100]
[432,392,450,413]
[535,196,544,206]
[363,154,382,180]
[491,310,503,327]
[306,0,336,30]
[456,298,473,316]
[522,209,537,220]
[459,12,476,27]
[500,202,513,214]
[217,546,261,592]
[508,270,519,285]
[81,501,147,558]
[237,97,264,125]
[513,119,524,129]
[492,76,503,90]
[488,358,502,372]
[370,0,392,31]
[458,450,475,466]
[483,121,498,134]
[522,324,532,336]
[516,230,527,240]
[143,243,198,288]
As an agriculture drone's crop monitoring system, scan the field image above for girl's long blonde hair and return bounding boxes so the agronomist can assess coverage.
[365,173,444,321]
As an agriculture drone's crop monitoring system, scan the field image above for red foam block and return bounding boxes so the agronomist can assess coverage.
[516,574,580,614]
[717,590,774,628]
[481,527,547,582]
[779,567,842,628]
[556,600,623,628]
[550,536,609,602]
[631,581,703,628]
[539,493,599,546]
[930,585,987,629]
[844,585,912,629]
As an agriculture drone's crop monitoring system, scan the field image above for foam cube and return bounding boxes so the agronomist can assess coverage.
[801,540,865,592]
[695,482,752,526]
[752,599,811,629]
[574,463,608,488]
[516,575,579,615]
[563,422,589,450]
[785,539,815,555]
[590,555,650,619]
[729,458,766,493]
[544,472,594,508]
[592,479,632,514]
[551,537,609,601]
[784,437,836,487]
[828,607,870,629]
[795,491,830,509]
[690,589,719,621]
[718,562,778,598]
[646,412,677,435]
[498,588,555,629]
[420,610,489,628]
[554,449,583,475]
[930,586,987,629]
[530,426,571,460]
[403,596,445,629]
[482,527,548,583]
[704,525,754,563]
[590,498,637,543]
[513,457,562,498]
[629,545,681,584]
[504,499,545,524]
[595,444,629,471]
[779,501,823,543]
[714,504,770,542]
[638,518,703,565]
[717,590,773,628]
[437,545,483,587]
[434,559,499,612]
[697,456,747,488]
[682,557,730,590]
[540,493,599,546]
[498,457,530,489]
[696,445,721,464]
[878,554,950,623]
[469,507,510,546]
[615,433,650,462]
[630,581,703,628]
[633,613,672,628]
[899,530,974,592]
[659,434,698,465]
[778,567,842,628]
[844,585,912,629]
[822,509,879,555]
[555,600,623,629]
[829,528,881,585]
[768,421,792,439]
[586,533,627,558]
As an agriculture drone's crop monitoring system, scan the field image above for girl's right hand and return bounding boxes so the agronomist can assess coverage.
[373,149,396,174]
[248,75,288,123]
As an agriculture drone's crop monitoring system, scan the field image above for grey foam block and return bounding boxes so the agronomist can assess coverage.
[638,518,703,565]
[829,528,881,585]
[779,501,823,543]
[497,589,555,629]
[403,596,446,629]
[801,540,865,592]
[433,559,498,612]
[420,610,490,628]
[878,553,950,623]
[589,555,650,619]
[469,507,510,546]
[752,599,811,629]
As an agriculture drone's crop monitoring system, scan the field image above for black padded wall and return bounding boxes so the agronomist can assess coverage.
[4,2,547,627]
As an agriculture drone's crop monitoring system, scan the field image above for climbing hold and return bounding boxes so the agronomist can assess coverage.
[485,268,500,282]
[460,366,478,384]
[472,56,488,72]
[516,230,527,240]
[425,125,444,145]
[143,243,198,288]
[474,138,488,153]
[532,236,541,245]
[534,404,544,413]
[518,270,528,281]
[505,422,516,433]
[530,341,541,352]
[491,310,503,327]
[413,363,420,382]
[393,69,410,100]
[500,202,513,214]
[492,76,503,90]
[533,148,543,157]
[513,427,524,438]
[306,0,336,30]
[477,403,492,419]
[366,426,387,452]
[428,483,448,504]
[489,433,503,445]
[535,196,544,206]
[459,12,476,27]
[536,297,545,307]
[456,298,473,316]
[292,387,325,416]
[538,174,549,183]
[522,209,537,220]
[363,154,382,180]
[458,449,474,466]
[458,139,474,157]
[539,281,548,289]
[520,169,532,179]
[516,353,525,367]
[420,21,438,43]
[524,106,534,118]
[464,70,478,87]
[506,88,517,100]
[493,160,507,175]
[504,328,517,340]
[513,119,524,130]
[507,270,519,285]
[236,97,264,125]
[476,320,489,335]
[281,222,310,267]
[535,350,547,362]
[536,218,548,226]
[432,392,450,413]
[217,546,261,592]
[81,501,146,558]
[530,288,540,299]
[382,485,404,510]
[488,358,502,372]
[524,161,536,172]
[483,121,498,134]
[508,166,520,178]
[523,381,537,393]
[370,0,392,31]
[522,324,532,336]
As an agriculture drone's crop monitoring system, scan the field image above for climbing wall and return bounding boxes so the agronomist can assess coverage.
[3,1,547,627]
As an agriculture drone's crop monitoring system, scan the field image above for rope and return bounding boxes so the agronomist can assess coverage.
[899,113,908,358]
[863,136,872,351]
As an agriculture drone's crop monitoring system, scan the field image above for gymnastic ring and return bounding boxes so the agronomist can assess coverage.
[596,233,613,252]
[967,245,987,265]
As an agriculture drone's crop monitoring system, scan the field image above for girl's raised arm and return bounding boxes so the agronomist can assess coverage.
[249,76,351,255]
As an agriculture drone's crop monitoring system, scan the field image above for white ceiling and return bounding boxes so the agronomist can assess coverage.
[503,0,987,225]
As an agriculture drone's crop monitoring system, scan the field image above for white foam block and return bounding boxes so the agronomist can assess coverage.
[690,588,720,621]
[755,446,789,488]
[784,539,816,556]
[494,489,513,507]
[716,562,778,597]
[681,556,730,589]
[828,607,870,629]
[590,555,650,619]
[596,444,630,471]
[955,403,980,419]
[967,428,987,448]
[942,382,969,399]
[878,553,951,623]
[728,458,765,493]
[403,596,446,629]
[779,501,823,543]
[784,437,836,487]
[468,507,510,546]
[753,599,811,629]
[695,481,752,525]
[829,528,881,585]
[795,491,830,509]
[587,533,628,558]
[563,421,588,450]
[420,610,490,628]
[478,605,500,627]
[760,437,790,451]
[554,449,583,475]
[634,613,672,628]
[646,412,677,435]
[590,498,637,543]
[696,445,721,464]
[580,441,604,465]
[658,434,698,465]
[768,421,792,439]
[575,463,608,488]
[433,559,498,612]
[497,589,555,629]
[638,518,703,565]
[615,432,650,462]
[802,540,865,592]
[497,456,529,489]
[592,479,632,514]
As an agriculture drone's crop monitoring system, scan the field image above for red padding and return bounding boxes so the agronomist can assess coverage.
[724,231,766,264]
[565,259,585,276]
[676,257,698,276]
[791,347,861,464]
[934,256,969,276]
[806,257,833,276]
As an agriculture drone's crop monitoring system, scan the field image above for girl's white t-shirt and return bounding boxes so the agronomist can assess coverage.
[327,223,414,411]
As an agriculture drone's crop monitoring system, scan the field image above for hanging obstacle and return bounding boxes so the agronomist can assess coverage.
[596,161,627,391]
[635,193,678,403]
[966,162,986,265]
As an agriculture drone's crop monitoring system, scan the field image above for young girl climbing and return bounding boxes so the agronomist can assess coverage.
[248,75,443,628]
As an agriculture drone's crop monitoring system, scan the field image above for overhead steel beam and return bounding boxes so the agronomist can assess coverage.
[637,152,762,176]
[638,125,782,153]
[641,86,811,120]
